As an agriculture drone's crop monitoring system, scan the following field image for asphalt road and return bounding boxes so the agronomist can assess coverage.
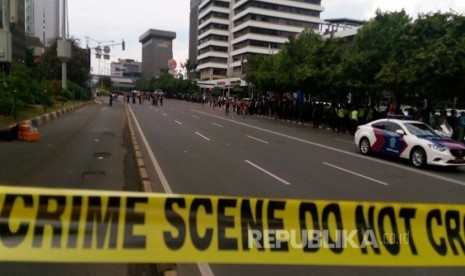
[1,98,464,275]
[0,101,155,276]
[128,99,465,276]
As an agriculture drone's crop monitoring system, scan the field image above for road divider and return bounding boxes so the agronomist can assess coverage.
[0,186,464,265]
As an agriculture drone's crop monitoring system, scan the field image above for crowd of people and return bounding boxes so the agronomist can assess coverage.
[105,91,465,143]
[195,94,465,142]
[108,91,164,107]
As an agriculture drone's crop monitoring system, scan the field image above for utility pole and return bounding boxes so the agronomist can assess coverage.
[57,0,71,92]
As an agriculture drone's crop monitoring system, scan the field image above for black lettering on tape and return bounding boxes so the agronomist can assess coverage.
[33,195,66,248]
[84,196,120,249]
[426,209,447,256]
[0,194,33,248]
[355,206,381,255]
[267,201,288,252]
[299,203,319,252]
[241,199,264,251]
[378,207,399,255]
[322,204,344,254]
[163,198,186,250]
[123,197,148,249]
[217,199,238,250]
[189,198,213,251]
[445,210,465,255]
[67,196,82,248]
[399,208,417,255]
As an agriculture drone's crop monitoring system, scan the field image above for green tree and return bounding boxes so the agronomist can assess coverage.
[346,10,412,108]
[99,76,112,89]
[184,59,198,80]
[37,38,90,96]
[405,12,465,106]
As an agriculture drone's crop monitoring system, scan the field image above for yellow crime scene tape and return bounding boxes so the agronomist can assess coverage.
[0,186,464,266]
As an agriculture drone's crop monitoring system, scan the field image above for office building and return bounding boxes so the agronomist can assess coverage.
[111,59,142,78]
[189,0,202,62]
[1,0,26,64]
[139,29,177,79]
[191,0,324,87]
[25,0,60,46]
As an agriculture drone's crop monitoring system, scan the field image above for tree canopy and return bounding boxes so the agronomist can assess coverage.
[0,38,90,116]
[245,10,465,109]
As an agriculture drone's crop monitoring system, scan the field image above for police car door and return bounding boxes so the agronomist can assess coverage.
[382,122,407,156]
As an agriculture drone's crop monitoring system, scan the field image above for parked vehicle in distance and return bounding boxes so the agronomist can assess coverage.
[354,118,465,168]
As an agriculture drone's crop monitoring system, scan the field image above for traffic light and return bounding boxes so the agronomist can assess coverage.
[122,39,125,51]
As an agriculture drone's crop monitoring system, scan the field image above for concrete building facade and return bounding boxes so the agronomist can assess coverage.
[191,0,325,88]
[139,29,176,79]
[25,0,60,46]
[111,58,142,78]
[189,0,202,62]
[1,0,26,64]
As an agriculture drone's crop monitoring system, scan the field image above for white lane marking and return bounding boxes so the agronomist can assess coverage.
[323,162,389,186]
[162,113,168,117]
[127,106,172,193]
[335,138,353,144]
[192,115,200,119]
[195,131,211,141]
[212,122,224,128]
[245,160,291,185]
[174,120,182,125]
[247,135,269,144]
[198,263,215,276]
[192,109,465,187]
[130,106,214,276]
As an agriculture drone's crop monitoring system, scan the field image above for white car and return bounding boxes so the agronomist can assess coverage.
[354,118,465,167]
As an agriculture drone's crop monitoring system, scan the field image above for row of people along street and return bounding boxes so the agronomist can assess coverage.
[181,93,465,143]
[108,91,164,107]
[103,91,465,143]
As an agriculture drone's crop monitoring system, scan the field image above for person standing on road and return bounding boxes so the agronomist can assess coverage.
[109,92,113,106]
[457,111,465,143]
[225,98,230,116]
[349,106,359,135]
[447,109,458,140]
[160,95,163,106]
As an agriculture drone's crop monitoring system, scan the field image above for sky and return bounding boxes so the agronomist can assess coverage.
[67,0,465,74]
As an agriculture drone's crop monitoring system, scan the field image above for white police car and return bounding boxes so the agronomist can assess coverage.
[354,118,465,167]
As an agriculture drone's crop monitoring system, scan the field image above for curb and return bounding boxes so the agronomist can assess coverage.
[0,102,90,142]
[125,105,177,276]
[6,102,89,130]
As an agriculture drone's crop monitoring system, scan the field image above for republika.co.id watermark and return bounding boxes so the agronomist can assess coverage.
[247,229,411,249]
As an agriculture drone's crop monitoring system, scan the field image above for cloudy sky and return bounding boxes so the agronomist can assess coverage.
[67,0,465,73]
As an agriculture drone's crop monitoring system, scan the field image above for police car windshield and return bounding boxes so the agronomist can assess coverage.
[404,123,439,137]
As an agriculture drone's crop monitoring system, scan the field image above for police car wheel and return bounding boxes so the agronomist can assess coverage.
[411,147,426,168]
[359,138,371,155]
